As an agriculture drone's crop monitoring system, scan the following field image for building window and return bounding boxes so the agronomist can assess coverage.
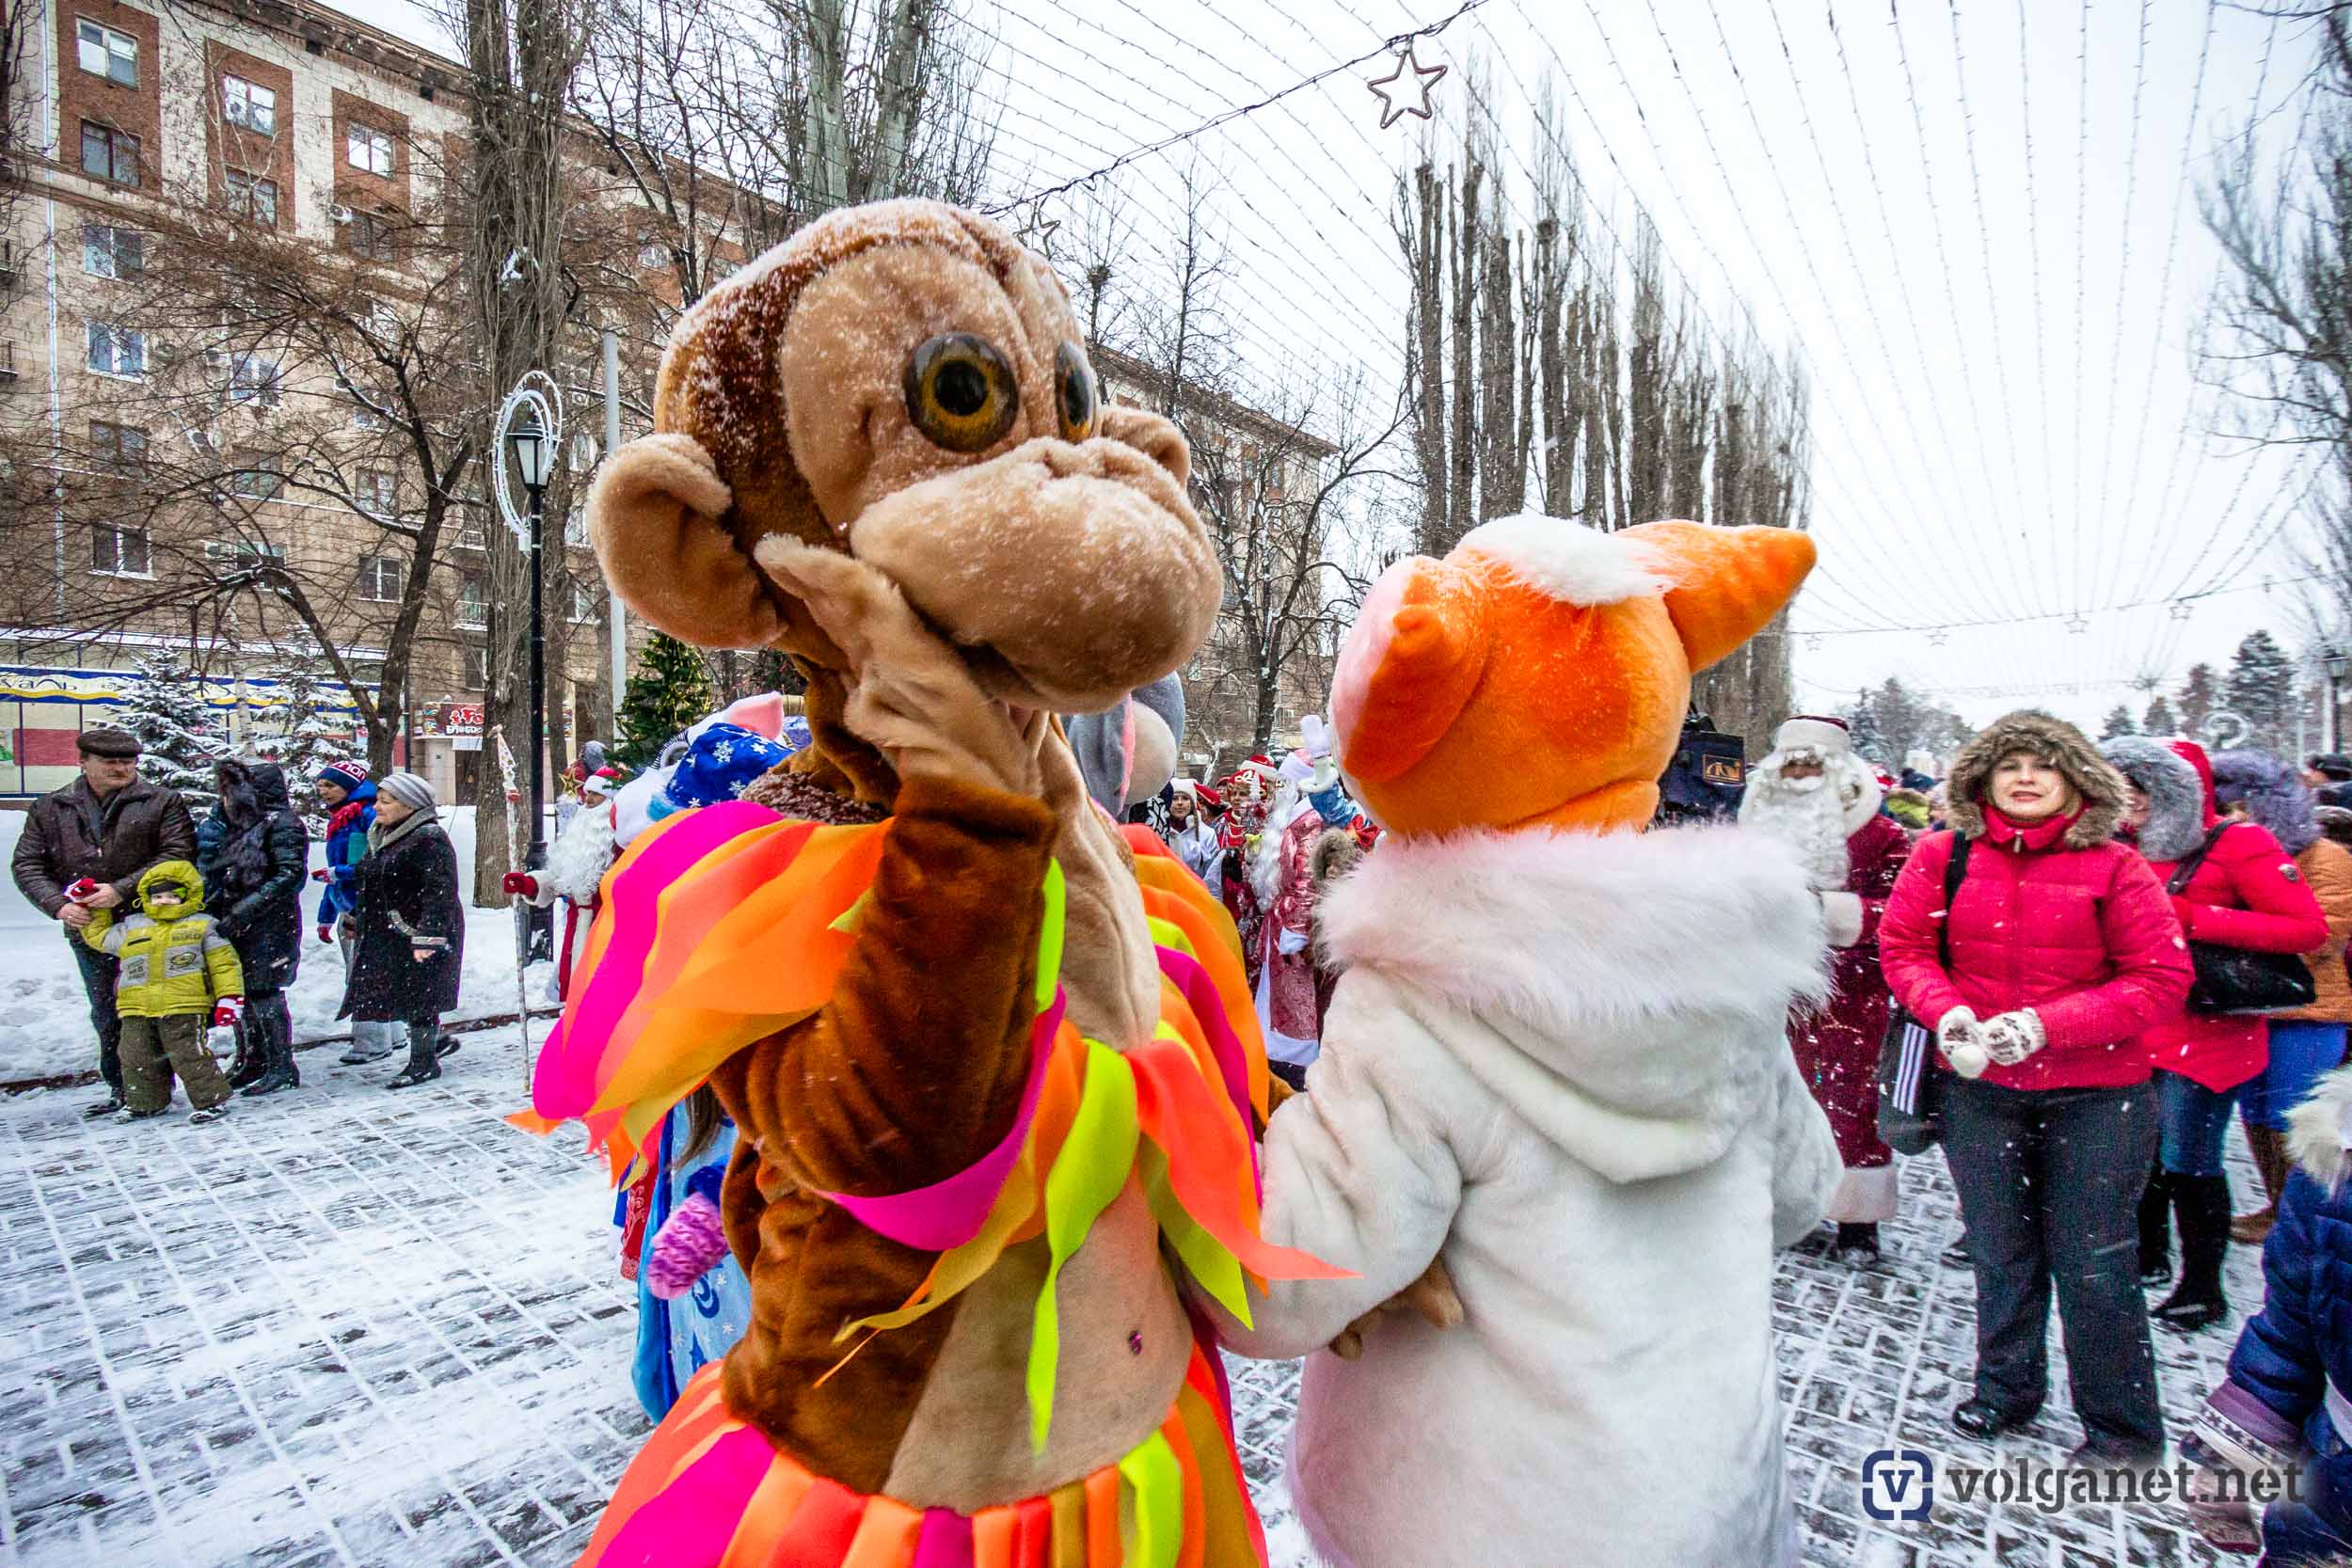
[563,509,588,547]
[79,120,139,185]
[86,321,145,378]
[225,169,279,226]
[356,468,396,514]
[452,516,486,551]
[346,125,394,177]
[90,420,148,469]
[82,225,142,277]
[358,554,402,602]
[230,356,282,407]
[75,19,137,86]
[344,209,397,261]
[568,581,598,624]
[91,524,150,577]
[229,451,282,499]
[222,75,276,135]
[465,643,490,689]
[204,537,283,567]
[455,573,488,629]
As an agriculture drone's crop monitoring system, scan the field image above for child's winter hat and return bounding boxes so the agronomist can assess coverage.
[318,759,371,790]
[655,723,793,816]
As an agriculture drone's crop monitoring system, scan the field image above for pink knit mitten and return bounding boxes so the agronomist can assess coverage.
[645,1192,729,1301]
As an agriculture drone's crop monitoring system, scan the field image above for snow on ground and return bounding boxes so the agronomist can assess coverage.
[1,807,555,1084]
[0,1039,2266,1568]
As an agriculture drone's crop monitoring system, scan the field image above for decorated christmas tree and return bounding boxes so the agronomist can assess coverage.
[615,632,716,768]
[120,649,230,813]
[257,632,352,828]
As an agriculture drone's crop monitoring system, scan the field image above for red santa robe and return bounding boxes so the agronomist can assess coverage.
[1795,810,1911,1221]
[1260,802,1327,1065]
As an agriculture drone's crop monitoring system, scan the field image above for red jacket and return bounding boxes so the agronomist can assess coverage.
[2135,742,2328,1091]
[1880,814,2194,1090]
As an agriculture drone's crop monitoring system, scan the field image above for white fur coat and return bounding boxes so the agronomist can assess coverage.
[1223,824,1840,1568]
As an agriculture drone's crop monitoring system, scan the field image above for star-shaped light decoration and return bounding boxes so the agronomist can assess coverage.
[1367,42,1447,130]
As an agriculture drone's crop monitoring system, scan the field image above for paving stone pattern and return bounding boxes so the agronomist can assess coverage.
[0,1033,2266,1566]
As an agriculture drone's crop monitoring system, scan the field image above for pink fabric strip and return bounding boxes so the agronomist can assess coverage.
[911,1507,977,1568]
[1154,945,1255,1129]
[593,1426,771,1568]
[820,990,1066,1253]
[532,801,785,1119]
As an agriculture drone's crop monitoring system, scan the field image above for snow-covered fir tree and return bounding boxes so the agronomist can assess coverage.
[120,650,229,812]
[2226,631,2298,752]
[2100,705,2138,740]
[616,633,716,768]
[256,633,351,828]
[2142,695,2179,736]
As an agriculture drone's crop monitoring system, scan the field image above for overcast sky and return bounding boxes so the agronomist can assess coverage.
[343,0,2325,737]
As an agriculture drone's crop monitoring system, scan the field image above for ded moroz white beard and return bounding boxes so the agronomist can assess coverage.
[1739,768,1853,891]
[544,801,618,904]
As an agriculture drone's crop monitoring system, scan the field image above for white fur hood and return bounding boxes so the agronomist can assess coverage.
[1317,823,1830,1181]
[2287,1063,2352,1187]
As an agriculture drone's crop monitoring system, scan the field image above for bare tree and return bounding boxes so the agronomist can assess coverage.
[2201,14,2352,641]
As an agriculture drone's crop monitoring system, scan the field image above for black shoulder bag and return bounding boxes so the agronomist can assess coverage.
[2169,824,2318,1017]
[1875,834,1973,1157]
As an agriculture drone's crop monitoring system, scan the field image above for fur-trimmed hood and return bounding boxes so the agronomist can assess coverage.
[2101,735,2214,863]
[2214,748,2322,855]
[2287,1063,2352,1188]
[1316,823,1829,1182]
[1945,709,2128,849]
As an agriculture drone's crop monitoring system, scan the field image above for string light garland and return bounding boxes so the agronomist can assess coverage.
[1366,42,1448,128]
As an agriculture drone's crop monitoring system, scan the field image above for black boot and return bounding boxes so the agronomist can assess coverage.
[241,996,298,1097]
[1832,1222,1882,1265]
[2153,1173,2232,1334]
[225,1017,264,1089]
[2137,1169,2173,1287]
[387,1022,442,1088]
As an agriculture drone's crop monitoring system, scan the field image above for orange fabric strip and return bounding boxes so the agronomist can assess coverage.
[1046,1482,1087,1568]
[841,1496,925,1568]
[1083,1469,1121,1566]
[573,1369,731,1564]
[1160,1409,1207,1568]
[972,1506,1019,1568]
[1175,1382,1261,1568]
[771,1477,869,1562]
[718,1459,815,1568]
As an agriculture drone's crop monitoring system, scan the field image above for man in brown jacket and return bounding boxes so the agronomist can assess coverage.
[10,728,199,1115]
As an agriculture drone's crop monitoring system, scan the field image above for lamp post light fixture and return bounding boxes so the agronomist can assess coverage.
[508,407,552,880]
[2326,648,2351,755]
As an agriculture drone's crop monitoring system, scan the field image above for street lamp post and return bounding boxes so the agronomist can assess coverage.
[2326,649,2351,756]
[508,409,553,878]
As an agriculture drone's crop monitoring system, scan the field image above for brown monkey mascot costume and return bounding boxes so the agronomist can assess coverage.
[523,199,1338,1567]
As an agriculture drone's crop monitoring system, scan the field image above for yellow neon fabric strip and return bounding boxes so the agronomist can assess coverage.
[1026,1041,1139,1452]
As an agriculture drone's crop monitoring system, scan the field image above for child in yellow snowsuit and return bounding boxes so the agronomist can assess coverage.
[82,860,245,1124]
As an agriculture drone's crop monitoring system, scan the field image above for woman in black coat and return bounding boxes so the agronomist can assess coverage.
[340,771,464,1087]
[203,759,310,1095]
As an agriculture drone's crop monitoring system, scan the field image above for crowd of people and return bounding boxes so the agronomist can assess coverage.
[1733,704,2352,1554]
[8,725,485,1119]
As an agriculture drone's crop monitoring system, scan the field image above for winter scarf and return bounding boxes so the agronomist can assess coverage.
[211,759,294,905]
[2212,748,2323,855]
[369,803,439,856]
[325,796,370,844]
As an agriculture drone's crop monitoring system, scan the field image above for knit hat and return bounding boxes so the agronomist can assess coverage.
[377,770,436,812]
[656,722,792,815]
[318,759,370,791]
[77,727,140,759]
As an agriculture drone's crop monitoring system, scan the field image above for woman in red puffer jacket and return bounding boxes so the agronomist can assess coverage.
[1881,710,2193,1465]
[2101,736,2327,1336]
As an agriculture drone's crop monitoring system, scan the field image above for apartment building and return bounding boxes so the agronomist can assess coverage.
[0,0,641,802]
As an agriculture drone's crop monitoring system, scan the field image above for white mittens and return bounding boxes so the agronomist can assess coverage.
[1979,1009,2047,1068]
[1817,891,1865,948]
[1938,1006,1989,1079]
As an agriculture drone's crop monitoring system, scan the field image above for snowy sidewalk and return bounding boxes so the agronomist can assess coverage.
[0,1039,2265,1567]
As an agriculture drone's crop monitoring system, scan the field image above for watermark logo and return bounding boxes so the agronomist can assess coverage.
[1860,1449,1935,1522]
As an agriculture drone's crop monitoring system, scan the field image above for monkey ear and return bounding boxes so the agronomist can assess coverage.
[587,433,785,649]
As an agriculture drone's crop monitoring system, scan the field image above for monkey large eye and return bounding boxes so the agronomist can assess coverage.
[903,334,1020,453]
[1055,341,1099,442]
